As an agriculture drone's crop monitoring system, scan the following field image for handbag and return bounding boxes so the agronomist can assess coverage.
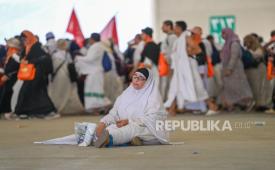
[0,73,4,86]
[241,47,260,69]
[267,58,275,80]
[158,52,170,77]
[17,60,36,81]
[206,56,215,77]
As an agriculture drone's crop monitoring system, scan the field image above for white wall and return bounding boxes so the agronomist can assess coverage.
[0,0,154,51]
[154,0,275,44]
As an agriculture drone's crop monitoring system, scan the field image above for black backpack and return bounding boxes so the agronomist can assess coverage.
[241,47,260,69]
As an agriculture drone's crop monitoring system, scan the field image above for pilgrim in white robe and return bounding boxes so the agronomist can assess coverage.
[185,39,211,112]
[165,32,208,109]
[75,42,111,112]
[48,50,84,114]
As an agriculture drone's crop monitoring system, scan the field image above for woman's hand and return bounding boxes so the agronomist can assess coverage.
[224,69,233,77]
[21,59,28,64]
[1,75,9,83]
[95,122,106,137]
[116,119,129,128]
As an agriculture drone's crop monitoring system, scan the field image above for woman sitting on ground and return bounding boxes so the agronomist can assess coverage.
[94,68,169,148]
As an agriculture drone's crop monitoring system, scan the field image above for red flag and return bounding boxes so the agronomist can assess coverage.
[66,9,85,47]
[100,16,119,45]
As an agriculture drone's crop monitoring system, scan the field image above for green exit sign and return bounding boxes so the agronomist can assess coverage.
[209,15,236,44]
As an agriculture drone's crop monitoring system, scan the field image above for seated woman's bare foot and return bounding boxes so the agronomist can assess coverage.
[168,108,177,116]
[94,129,110,148]
[95,122,106,137]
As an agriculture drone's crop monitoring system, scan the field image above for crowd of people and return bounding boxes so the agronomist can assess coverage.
[0,20,275,120]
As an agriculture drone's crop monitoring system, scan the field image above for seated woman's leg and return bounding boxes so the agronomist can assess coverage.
[107,123,139,145]
[108,122,156,146]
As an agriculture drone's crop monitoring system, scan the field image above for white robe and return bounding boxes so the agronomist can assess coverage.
[75,42,111,111]
[100,70,169,145]
[48,50,84,114]
[185,40,210,111]
[165,32,208,109]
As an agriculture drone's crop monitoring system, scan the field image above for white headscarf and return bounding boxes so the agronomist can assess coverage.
[116,69,164,118]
